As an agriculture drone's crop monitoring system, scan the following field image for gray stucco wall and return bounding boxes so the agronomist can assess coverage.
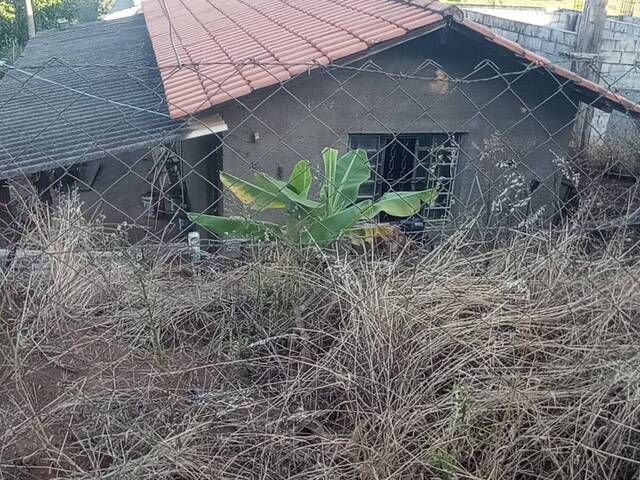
[75,135,220,241]
[77,148,181,241]
[215,29,577,227]
[78,149,154,227]
[464,8,640,145]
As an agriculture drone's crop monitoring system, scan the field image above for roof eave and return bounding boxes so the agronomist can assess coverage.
[447,17,640,118]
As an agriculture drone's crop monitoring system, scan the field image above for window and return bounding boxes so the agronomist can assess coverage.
[349,133,461,222]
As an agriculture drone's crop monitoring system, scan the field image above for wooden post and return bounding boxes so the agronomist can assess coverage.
[570,0,607,153]
[24,0,36,39]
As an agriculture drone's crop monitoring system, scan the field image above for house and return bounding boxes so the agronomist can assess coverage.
[0,14,227,240]
[0,0,639,241]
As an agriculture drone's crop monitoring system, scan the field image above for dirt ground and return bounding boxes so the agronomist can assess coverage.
[0,326,235,479]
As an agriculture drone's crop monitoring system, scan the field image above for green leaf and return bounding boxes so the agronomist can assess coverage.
[187,213,282,240]
[302,201,373,245]
[255,174,320,210]
[0,2,16,21]
[193,148,438,248]
[368,189,438,218]
[321,148,371,215]
[322,148,338,189]
[321,147,338,215]
[220,171,285,210]
[288,160,312,197]
[331,149,371,212]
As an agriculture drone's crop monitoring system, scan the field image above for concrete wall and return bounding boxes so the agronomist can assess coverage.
[79,149,150,224]
[215,29,577,227]
[464,7,640,145]
[76,148,179,241]
[73,135,220,241]
[464,9,576,66]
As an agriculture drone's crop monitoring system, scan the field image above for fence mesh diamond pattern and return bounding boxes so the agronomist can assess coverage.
[1,38,640,479]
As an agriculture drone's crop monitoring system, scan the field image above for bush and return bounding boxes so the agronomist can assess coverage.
[1,0,78,45]
[0,0,114,62]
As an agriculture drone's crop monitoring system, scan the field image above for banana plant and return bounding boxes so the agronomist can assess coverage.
[187,147,437,246]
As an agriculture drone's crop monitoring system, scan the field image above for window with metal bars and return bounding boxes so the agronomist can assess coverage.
[349,133,461,222]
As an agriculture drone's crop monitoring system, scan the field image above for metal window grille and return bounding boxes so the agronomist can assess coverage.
[349,133,461,222]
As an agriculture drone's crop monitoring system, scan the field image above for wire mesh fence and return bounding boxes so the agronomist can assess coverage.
[2,34,640,479]
[0,54,639,249]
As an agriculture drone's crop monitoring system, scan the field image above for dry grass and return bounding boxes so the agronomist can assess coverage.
[1,197,640,479]
[581,135,640,177]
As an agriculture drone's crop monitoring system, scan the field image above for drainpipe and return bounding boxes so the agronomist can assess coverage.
[25,0,36,39]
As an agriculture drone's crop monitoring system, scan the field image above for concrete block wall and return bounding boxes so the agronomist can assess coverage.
[555,11,640,39]
[464,10,575,66]
[464,8,640,145]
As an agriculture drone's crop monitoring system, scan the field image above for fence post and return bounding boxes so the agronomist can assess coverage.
[570,0,607,152]
[24,0,36,39]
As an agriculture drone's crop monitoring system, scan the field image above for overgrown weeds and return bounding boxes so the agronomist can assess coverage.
[581,134,640,177]
[1,196,640,479]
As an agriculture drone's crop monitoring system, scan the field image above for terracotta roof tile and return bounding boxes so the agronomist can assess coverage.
[491,35,526,56]
[460,19,496,40]
[143,0,445,117]
[402,13,443,30]
[522,51,552,66]
[143,0,640,118]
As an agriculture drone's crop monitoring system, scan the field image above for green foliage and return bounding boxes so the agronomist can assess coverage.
[1,0,77,44]
[188,147,437,246]
[0,0,113,62]
[0,2,16,21]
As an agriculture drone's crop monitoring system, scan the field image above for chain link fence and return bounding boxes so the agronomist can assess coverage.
[0,56,638,248]
[1,40,640,479]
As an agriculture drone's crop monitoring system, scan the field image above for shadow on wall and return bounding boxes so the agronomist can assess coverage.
[0,134,222,245]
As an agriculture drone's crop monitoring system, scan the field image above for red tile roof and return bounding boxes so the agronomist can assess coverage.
[143,0,447,117]
[142,0,640,118]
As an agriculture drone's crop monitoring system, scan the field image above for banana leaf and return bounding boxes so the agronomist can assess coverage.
[367,189,438,218]
[187,213,282,241]
[287,160,312,197]
[255,173,320,210]
[321,147,371,215]
[220,172,285,210]
[301,200,373,245]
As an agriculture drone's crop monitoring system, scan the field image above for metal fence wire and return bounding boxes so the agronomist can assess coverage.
[0,55,638,248]
[2,42,640,479]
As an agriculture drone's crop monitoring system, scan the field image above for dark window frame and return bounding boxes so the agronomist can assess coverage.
[348,133,462,222]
